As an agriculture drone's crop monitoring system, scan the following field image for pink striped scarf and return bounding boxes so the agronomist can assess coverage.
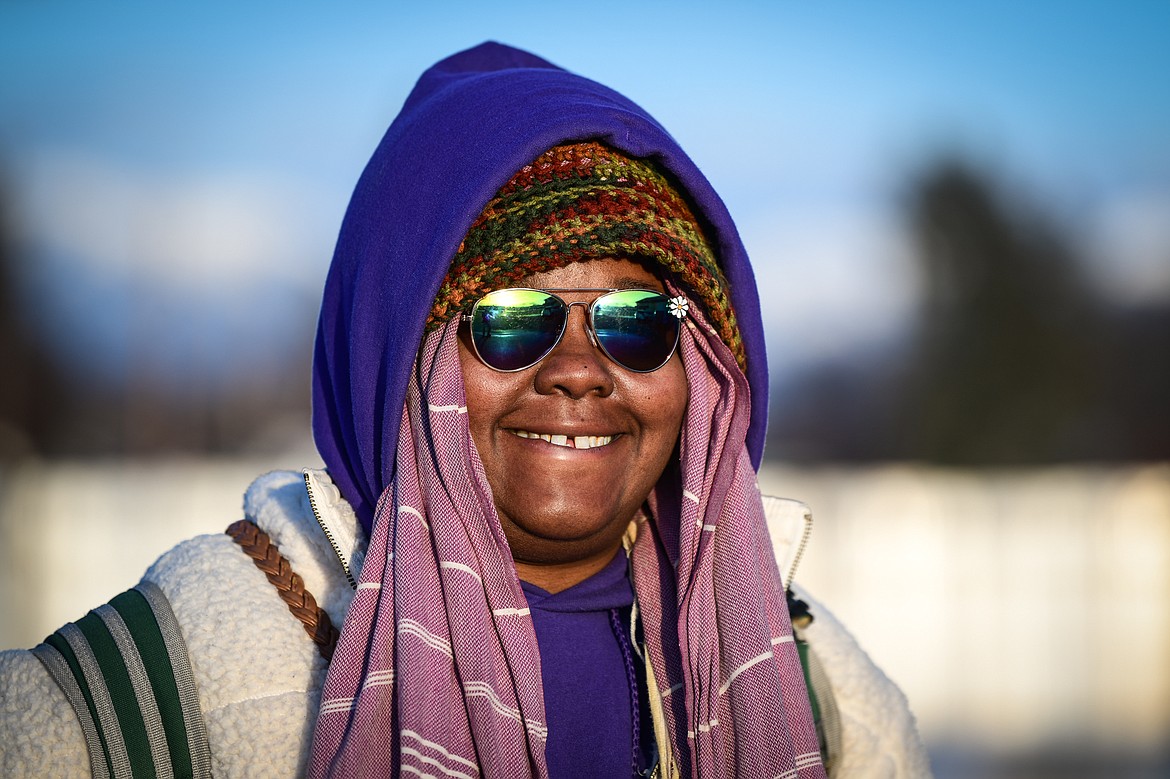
[308,309,825,778]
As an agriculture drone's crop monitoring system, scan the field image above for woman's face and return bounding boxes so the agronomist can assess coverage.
[459,258,689,588]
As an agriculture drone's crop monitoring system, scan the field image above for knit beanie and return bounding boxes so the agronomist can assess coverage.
[426,141,745,371]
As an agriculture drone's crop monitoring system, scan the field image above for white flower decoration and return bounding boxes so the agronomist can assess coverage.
[668,295,689,319]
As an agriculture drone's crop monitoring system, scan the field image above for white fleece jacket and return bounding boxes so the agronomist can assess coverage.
[0,470,930,778]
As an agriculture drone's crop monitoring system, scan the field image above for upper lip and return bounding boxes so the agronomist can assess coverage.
[505,424,622,437]
[499,401,631,439]
[501,414,627,438]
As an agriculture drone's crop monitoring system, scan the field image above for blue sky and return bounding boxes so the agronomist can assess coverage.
[2,1,1168,387]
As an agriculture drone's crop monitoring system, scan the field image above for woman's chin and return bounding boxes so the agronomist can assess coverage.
[498,503,630,564]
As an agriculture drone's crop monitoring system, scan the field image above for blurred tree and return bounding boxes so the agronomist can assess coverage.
[0,172,70,462]
[896,158,1106,463]
[769,156,1170,464]
[0,168,314,460]
[1101,304,1170,460]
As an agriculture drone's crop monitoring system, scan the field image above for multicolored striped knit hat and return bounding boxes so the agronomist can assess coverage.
[426,141,746,371]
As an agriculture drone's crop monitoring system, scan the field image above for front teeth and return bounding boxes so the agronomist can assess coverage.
[512,430,614,450]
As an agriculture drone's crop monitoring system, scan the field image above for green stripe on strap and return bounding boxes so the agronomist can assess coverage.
[134,582,211,778]
[74,610,156,778]
[32,583,211,779]
[110,588,199,779]
[58,622,135,776]
[35,634,114,778]
[96,604,174,778]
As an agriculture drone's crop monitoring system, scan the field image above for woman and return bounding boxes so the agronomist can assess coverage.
[0,43,928,777]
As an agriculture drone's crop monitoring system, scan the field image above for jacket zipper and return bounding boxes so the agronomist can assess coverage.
[303,469,358,591]
[785,504,813,589]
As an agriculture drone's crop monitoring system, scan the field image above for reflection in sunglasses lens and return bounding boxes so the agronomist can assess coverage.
[593,291,677,372]
[472,290,564,371]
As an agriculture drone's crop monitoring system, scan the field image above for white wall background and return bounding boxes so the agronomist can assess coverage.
[758,464,1170,760]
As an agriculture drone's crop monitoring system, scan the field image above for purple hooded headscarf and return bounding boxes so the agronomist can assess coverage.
[312,42,770,532]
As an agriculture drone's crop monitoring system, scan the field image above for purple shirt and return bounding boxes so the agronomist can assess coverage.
[521,552,642,778]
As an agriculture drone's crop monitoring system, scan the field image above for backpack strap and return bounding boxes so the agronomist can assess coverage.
[787,589,843,772]
[31,580,212,779]
[225,519,339,660]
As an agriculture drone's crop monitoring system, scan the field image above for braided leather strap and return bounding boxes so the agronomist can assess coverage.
[226,519,339,661]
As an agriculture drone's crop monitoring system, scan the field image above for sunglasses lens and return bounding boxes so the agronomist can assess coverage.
[470,289,565,371]
[592,290,681,372]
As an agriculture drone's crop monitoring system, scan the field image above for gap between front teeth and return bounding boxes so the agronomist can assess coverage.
[512,430,614,450]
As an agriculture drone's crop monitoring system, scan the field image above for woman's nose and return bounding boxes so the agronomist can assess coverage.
[533,307,614,398]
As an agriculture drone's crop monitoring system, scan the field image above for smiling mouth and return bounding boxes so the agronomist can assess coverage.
[510,429,616,450]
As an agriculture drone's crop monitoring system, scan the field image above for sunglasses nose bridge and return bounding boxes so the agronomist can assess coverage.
[562,299,601,349]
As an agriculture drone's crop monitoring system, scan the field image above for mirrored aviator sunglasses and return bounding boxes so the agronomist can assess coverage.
[463,288,688,373]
